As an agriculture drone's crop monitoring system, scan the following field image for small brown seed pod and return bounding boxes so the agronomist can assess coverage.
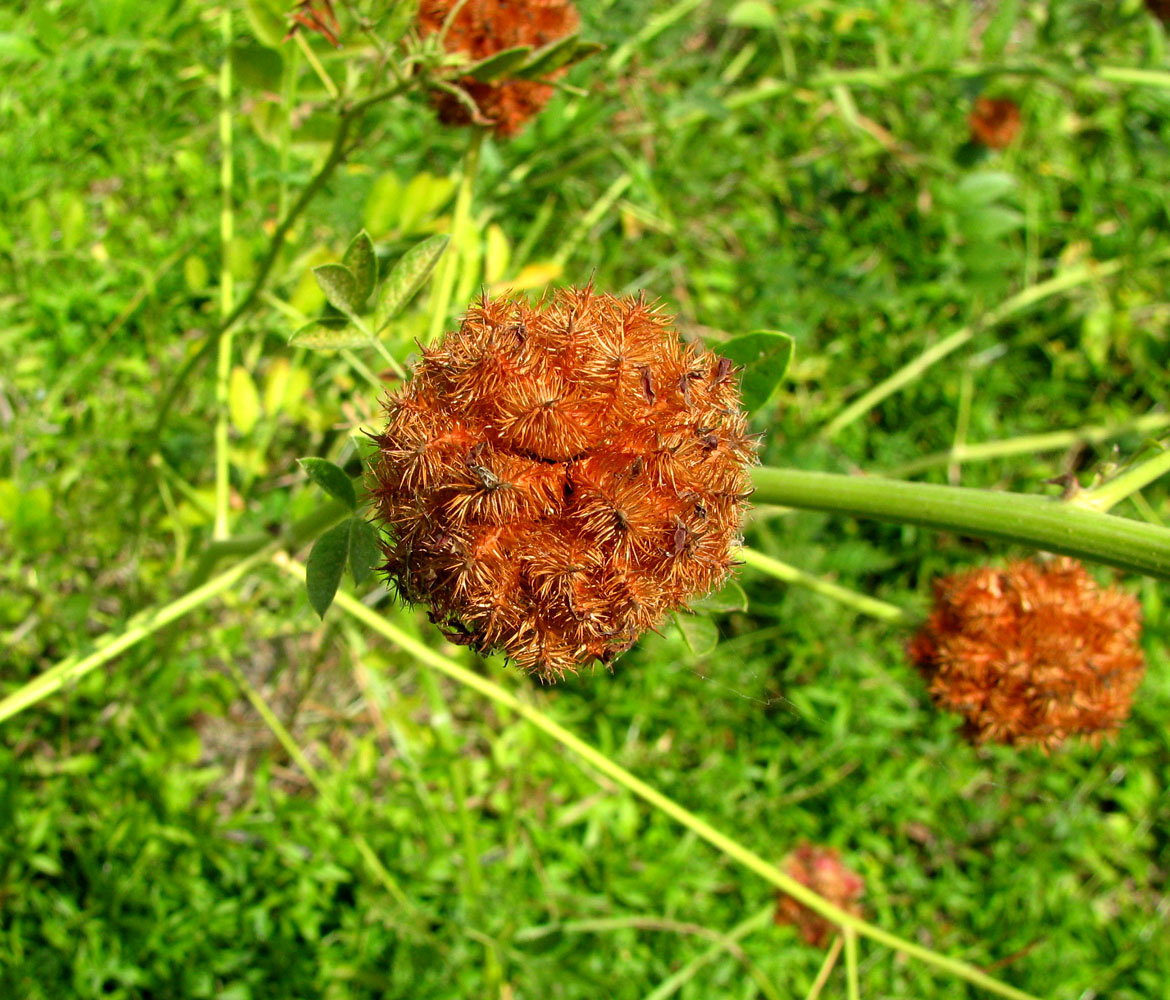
[774,844,866,948]
[418,0,581,137]
[369,287,756,680]
[909,558,1145,749]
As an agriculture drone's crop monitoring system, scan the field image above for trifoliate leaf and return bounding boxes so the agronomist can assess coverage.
[288,319,372,351]
[376,234,450,331]
[297,458,356,510]
[306,521,350,618]
[348,517,380,585]
[342,230,377,305]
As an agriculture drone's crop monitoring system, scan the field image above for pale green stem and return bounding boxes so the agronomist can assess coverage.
[844,927,861,1000]
[1073,446,1170,513]
[640,905,781,1000]
[282,555,1039,1000]
[0,503,349,727]
[751,466,1170,580]
[371,337,408,381]
[822,259,1124,440]
[428,129,484,344]
[295,30,338,98]
[214,6,235,541]
[224,656,415,912]
[555,173,633,267]
[886,412,1170,478]
[738,547,910,624]
[340,348,386,391]
[804,935,844,1000]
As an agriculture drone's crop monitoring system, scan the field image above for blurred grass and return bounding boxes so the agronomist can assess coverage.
[2,1,1169,997]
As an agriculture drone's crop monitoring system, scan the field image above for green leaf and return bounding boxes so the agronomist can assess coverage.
[348,517,380,585]
[376,234,450,331]
[688,579,749,614]
[719,330,796,414]
[674,613,720,657]
[727,1,778,29]
[466,45,533,82]
[297,458,356,510]
[955,171,1016,205]
[342,230,377,305]
[230,40,285,93]
[514,34,579,79]
[228,366,261,435]
[313,263,362,318]
[288,320,372,351]
[958,204,1024,241]
[0,33,43,62]
[306,521,350,618]
[243,0,287,48]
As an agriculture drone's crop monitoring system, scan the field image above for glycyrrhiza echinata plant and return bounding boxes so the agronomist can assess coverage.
[368,286,758,680]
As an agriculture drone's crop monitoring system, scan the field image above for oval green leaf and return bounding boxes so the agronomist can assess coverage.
[306,521,351,618]
[313,263,360,316]
[297,457,356,510]
[688,578,749,614]
[288,320,372,351]
[515,34,579,79]
[719,330,796,414]
[348,517,381,585]
[376,234,450,332]
[674,613,720,657]
[342,230,377,305]
[466,45,533,82]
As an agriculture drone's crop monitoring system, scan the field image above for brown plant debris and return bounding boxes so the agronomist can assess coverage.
[369,287,756,680]
[774,843,866,948]
[418,0,580,136]
[968,96,1021,149]
[909,558,1145,749]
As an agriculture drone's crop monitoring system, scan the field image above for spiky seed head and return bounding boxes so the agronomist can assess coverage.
[369,287,757,680]
[418,0,580,137]
[774,844,865,948]
[908,557,1145,750]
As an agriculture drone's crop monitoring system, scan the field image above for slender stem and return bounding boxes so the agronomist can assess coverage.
[0,501,350,727]
[295,30,338,98]
[214,4,235,541]
[804,936,844,1000]
[428,129,484,344]
[821,259,1124,440]
[885,411,1170,478]
[640,905,779,1000]
[224,656,415,911]
[738,547,909,624]
[1074,446,1170,513]
[844,927,861,1000]
[751,467,1170,580]
[286,556,1038,1000]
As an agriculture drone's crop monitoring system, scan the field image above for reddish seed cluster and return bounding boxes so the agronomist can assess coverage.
[968,96,1021,150]
[369,287,755,680]
[909,558,1145,750]
[418,0,580,137]
[774,844,866,948]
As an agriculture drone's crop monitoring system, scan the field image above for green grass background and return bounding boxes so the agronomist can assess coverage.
[2,0,1169,997]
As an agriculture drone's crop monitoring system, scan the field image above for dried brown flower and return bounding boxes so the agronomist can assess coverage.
[369,287,755,680]
[285,0,342,48]
[774,844,865,948]
[418,0,580,136]
[968,96,1021,150]
[909,558,1145,749]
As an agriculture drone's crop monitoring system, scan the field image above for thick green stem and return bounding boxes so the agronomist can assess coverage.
[291,556,1038,1000]
[751,467,1170,580]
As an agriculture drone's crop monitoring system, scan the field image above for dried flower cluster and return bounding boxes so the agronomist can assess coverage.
[369,287,755,680]
[418,0,580,137]
[774,844,865,948]
[909,558,1145,749]
[968,96,1021,150]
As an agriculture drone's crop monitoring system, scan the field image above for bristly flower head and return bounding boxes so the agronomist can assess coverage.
[369,287,756,680]
[909,558,1145,750]
[774,844,865,948]
[418,0,580,137]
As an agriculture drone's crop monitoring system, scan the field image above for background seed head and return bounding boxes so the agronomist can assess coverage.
[908,558,1145,750]
[774,843,866,948]
[370,287,756,680]
[418,0,580,137]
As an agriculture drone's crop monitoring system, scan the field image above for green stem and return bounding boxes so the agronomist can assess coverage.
[428,129,484,344]
[844,927,861,1000]
[738,547,909,624]
[214,4,235,541]
[291,556,1038,1000]
[1075,446,1170,513]
[804,936,844,1000]
[821,259,1124,440]
[0,501,351,727]
[751,467,1170,580]
[885,411,1170,478]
